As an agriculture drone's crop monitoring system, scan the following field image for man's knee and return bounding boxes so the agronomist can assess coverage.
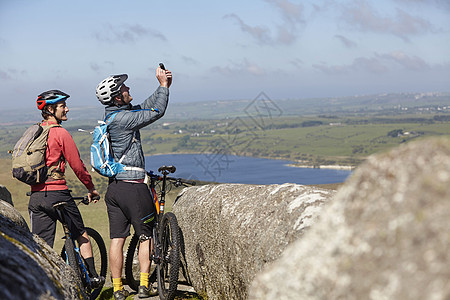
[110,237,126,250]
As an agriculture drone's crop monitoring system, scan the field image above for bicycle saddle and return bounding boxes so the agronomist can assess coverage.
[158,165,176,173]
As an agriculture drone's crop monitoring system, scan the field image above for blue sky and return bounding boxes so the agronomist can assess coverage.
[1,0,449,109]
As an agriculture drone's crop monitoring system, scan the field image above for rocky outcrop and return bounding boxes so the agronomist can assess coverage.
[0,187,84,299]
[0,200,29,230]
[173,183,335,300]
[0,185,13,206]
[249,137,450,300]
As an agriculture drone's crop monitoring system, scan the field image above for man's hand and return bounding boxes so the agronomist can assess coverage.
[88,189,100,203]
[157,65,172,88]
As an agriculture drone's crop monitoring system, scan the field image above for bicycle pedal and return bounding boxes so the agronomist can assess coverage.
[152,256,160,264]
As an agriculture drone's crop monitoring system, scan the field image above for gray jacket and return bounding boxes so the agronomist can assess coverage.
[105,86,169,180]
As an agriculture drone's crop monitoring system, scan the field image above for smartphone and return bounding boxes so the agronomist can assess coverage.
[159,63,165,70]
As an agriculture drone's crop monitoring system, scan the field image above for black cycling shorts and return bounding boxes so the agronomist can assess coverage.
[28,189,86,248]
[105,180,156,239]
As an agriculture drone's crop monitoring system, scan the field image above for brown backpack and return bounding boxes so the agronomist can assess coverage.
[11,123,61,185]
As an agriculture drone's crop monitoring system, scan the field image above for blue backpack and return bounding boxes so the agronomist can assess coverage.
[90,108,158,177]
[90,111,127,177]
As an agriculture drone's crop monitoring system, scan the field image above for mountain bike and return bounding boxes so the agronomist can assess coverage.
[124,166,196,300]
[54,195,107,300]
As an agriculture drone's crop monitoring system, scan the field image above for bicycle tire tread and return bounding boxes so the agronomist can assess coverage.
[85,227,107,299]
[64,238,90,300]
[124,234,140,291]
[157,212,181,300]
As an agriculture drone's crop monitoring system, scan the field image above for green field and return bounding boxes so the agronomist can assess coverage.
[134,114,450,167]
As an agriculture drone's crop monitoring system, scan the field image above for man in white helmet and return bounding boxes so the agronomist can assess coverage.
[96,65,172,300]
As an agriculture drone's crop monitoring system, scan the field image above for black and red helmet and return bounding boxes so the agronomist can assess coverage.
[36,90,70,110]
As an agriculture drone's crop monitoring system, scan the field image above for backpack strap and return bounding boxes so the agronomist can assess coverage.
[104,107,159,123]
[104,110,121,123]
[41,122,66,181]
[122,166,146,172]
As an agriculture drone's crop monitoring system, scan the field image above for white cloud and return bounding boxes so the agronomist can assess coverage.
[265,0,305,24]
[224,14,273,45]
[89,61,115,74]
[93,23,167,44]
[290,58,304,69]
[341,1,433,41]
[0,70,12,80]
[335,35,357,48]
[90,63,100,73]
[224,0,306,46]
[0,68,27,80]
[313,51,432,75]
[211,59,266,76]
[394,0,450,11]
[181,56,200,65]
[377,51,430,71]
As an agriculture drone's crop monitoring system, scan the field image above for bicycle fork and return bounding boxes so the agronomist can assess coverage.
[57,206,92,289]
[73,245,91,286]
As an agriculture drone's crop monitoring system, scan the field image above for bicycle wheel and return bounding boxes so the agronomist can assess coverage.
[85,228,107,299]
[125,234,157,292]
[61,228,107,299]
[64,238,90,300]
[178,227,191,285]
[157,212,181,300]
[124,234,140,292]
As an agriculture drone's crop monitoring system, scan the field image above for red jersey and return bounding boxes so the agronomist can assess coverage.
[31,120,94,192]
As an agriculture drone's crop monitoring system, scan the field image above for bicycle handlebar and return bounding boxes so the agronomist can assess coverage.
[26,191,101,206]
[146,171,196,187]
[167,176,197,187]
[72,195,101,205]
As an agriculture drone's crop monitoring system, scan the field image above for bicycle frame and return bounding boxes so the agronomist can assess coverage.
[56,203,80,260]
[146,169,171,266]
[64,229,91,288]
[147,166,195,219]
[147,168,170,217]
[54,201,91,298]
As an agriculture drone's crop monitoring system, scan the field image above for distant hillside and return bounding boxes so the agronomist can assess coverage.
[2,92,450,173]
[1,92,449,125]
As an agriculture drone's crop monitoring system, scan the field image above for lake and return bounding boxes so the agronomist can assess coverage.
[145,154,352,185]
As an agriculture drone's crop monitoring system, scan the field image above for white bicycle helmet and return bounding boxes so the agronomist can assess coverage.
[96,74,128,105]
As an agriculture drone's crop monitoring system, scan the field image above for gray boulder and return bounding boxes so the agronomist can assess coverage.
[173,183,335,300]
[0,184,13,206]
[249,137,450,300]
[0,199,29,230]
[0,187,84,299]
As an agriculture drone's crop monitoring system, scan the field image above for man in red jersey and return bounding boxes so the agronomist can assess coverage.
[29,89,104,287]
